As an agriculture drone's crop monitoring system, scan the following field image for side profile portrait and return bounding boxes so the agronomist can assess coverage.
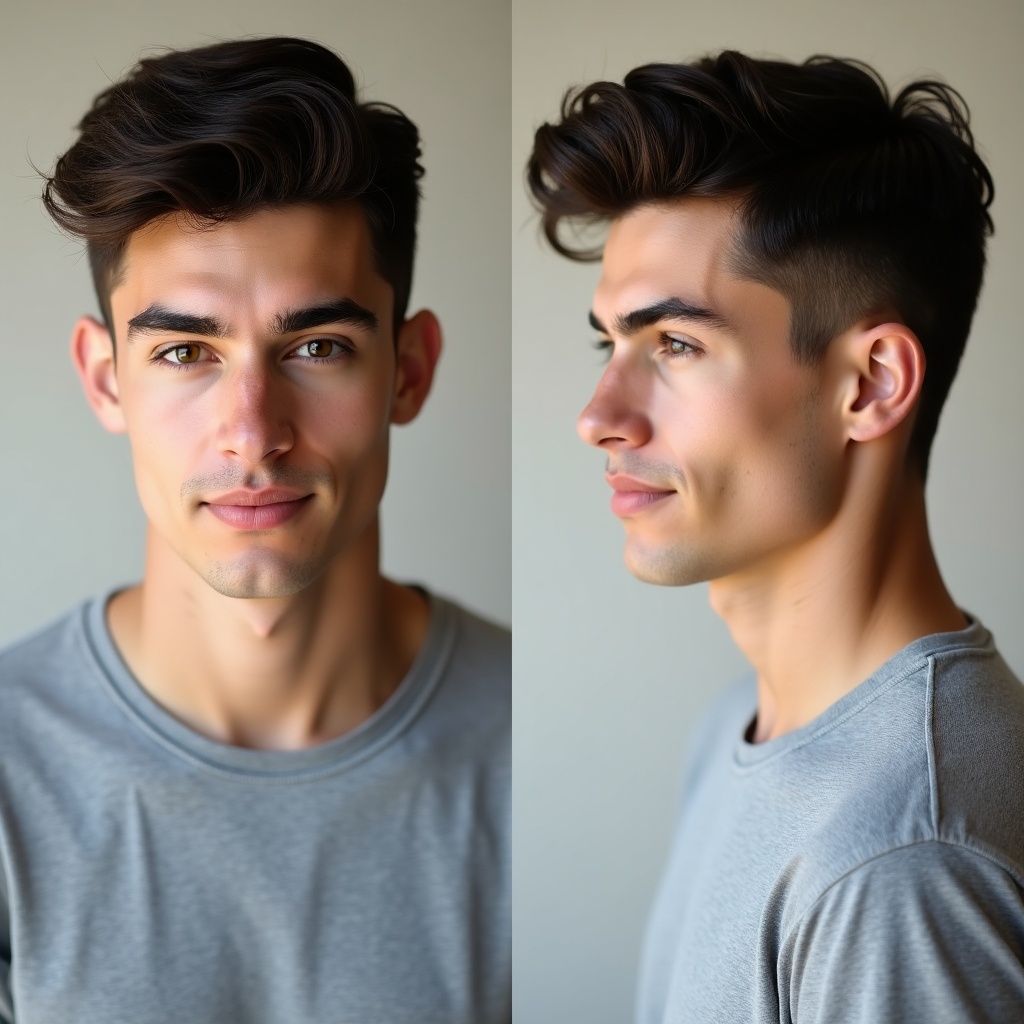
[0,36,509,1023]
[528,52,1024,1020]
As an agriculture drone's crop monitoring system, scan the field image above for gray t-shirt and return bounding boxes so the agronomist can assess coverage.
[0,590,510,1024]
[638,619,1024,1023]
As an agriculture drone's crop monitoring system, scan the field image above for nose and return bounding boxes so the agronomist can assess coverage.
[217,360,294,465]
[577,362,652,450]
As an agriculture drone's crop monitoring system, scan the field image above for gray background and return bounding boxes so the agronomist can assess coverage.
[512,0,1024,1021]
[0,0,511,640]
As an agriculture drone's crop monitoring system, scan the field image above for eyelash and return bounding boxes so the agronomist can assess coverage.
[591,334,701,363]
[662,335,701,358]
[150,338,354,372]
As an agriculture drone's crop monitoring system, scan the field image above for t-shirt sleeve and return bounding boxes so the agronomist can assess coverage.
[782,841,1024,1024]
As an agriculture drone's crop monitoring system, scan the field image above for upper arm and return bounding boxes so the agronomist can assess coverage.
[782,841,1024,1024]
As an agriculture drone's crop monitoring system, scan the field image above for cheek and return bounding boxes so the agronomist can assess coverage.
[652,375,744,487]
[742,381,840,521]
[664,365,836,518]
[301,380,393,462]
[306,386,393,533]
[121,385,210,511]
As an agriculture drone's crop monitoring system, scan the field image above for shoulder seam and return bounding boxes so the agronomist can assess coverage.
[925,656,940,838]
[782,838,1024,949]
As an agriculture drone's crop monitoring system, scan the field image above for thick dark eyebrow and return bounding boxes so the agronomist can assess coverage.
[272,299,379,336]
[589,297,734,337]
[125,298,379,344]
[126,305,231,342]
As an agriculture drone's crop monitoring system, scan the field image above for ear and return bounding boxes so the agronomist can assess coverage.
[839,321,925,445]
[391,309,442,425]
[70,315,127,434]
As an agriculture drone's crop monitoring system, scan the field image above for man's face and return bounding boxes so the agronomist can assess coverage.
[100,204,409,599]
[579,198,845,586]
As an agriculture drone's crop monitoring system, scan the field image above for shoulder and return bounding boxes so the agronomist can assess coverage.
[438,596,510,701]
[802,626,1024,879]
[416,593,510,756]
[792,626,1024,894]
[929,634,1024,872]
[781,840,1024,1022]
[766,628,1024,954]
[446,599,511,680]
[0,602,91,704]
[0,599,115,791]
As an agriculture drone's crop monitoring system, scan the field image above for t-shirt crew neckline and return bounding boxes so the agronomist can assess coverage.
[733,616,992,771]
[79,586,456,783]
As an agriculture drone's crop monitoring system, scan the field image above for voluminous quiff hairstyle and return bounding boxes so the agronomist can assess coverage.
[43,36,424,332]
[527,52,995,477]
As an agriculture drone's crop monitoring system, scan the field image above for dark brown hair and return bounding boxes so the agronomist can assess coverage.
[527,52,995,477]
[43,36,424,334]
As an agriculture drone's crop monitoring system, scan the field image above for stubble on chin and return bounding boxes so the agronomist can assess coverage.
[609,456,706,586]
[200,547,328,600]
[176,466,340,599]
[624,533,720,587]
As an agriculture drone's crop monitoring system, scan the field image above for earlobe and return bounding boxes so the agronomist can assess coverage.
[391,309,443,426]
[843,322,925,445]
[70,315,127,434]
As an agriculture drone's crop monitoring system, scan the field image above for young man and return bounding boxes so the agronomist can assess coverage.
[0,38,509,1023]
[528,52,1024,1021]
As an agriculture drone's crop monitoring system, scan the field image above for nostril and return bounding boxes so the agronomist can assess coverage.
[577,397,651,449]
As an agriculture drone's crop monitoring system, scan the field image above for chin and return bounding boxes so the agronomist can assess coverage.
[624,540,715,588]
[199,550,327,600]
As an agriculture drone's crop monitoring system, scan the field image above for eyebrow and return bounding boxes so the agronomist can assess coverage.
[125,298,379,343]
[589,297,734,337]
[272,299,379,336]
[126,305,230,342]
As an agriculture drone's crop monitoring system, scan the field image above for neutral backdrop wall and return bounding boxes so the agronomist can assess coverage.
[0,0,511,641]
[512,1,1024,1021]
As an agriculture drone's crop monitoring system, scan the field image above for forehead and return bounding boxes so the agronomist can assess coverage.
[596,199,745,310]
[595,197,791,344]
[604,195,739,271]
[111,203,391,324]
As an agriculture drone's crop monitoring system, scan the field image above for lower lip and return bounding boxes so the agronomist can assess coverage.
[610,490,674,516]
[204,496,313,530]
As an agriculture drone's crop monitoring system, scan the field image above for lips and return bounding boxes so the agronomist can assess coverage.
[606,474,675,517]
[206,488,309,506]
[202,490,313,530]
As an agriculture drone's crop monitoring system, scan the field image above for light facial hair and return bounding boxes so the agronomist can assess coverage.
[180,465,339,600]
[605,453,687,493]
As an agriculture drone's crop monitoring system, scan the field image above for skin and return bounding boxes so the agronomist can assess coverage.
[72,203,442,750]
[581,198,966,741]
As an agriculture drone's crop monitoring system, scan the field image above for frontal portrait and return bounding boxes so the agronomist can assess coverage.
[44,39,437,600]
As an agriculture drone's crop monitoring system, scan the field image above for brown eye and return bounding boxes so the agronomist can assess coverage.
[663,334,699,357]
[304,339,335,358]
[174,344,202,364]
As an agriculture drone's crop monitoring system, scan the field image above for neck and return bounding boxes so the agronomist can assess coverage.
[709,463,966,742]
[107,518,429,750]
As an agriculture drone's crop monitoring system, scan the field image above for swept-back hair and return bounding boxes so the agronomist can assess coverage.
[43,36,424,333]
[527,52,994,477]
